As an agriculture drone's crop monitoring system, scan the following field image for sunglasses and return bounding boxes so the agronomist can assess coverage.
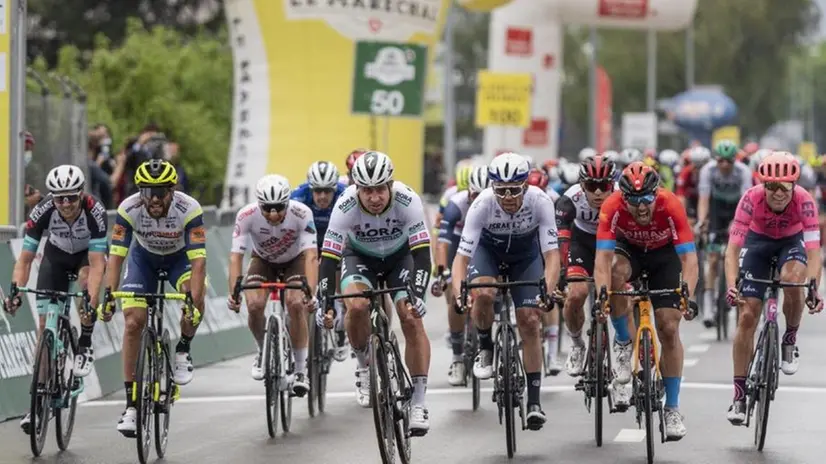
[764,182,794,193]
[492,185,524,199]
[312,188,335,195]
[260,202,288,213]
[583,181,614,193]
[139,187,173,200]
[53,194,81,204]
[624,193,656,206]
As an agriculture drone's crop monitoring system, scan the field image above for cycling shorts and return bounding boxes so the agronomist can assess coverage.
[467,244,543,309]
[340,248,413,305]
[35,241,88,315]
[245,252,307,285]
[738,231,807,300]
[121,245,192,309]
[615,241,682,310]
[566,226,596,278]
[707,230,729,253]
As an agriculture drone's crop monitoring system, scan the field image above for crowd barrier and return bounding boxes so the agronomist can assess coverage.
[0,206,255,422]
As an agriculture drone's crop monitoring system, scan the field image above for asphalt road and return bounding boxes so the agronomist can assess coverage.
[2,296,825,464]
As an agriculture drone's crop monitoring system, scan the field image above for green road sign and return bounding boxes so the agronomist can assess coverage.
[351,41,427,118]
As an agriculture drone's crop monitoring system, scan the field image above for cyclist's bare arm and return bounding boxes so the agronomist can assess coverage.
[11,250,35,288]
[724,244,741,290]
[87,251,106,308]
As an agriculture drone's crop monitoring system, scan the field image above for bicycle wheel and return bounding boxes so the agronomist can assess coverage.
[755,322,777,451]
[316,326,329,414]
[55,325,78,451]
[264,315,280,438]
[593,319,605,447]
[280,330,293,433]
[155,329,173,458]
[135,330,155,464]
[307,317,318,418]
[390,333,413,464]
[29,330,54,457]
[641,330,655,464]
[502,326,516,458]
[369,333,397,463]
[466,326,480,411]
[716,267,728,341]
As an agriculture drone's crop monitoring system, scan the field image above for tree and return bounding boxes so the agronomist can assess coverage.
[31,18,233,204]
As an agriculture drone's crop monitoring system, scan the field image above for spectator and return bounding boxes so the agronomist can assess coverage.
[166,141,189,193]
[123,123,166,196]
[87,129,126,209]
[23,130,42,213]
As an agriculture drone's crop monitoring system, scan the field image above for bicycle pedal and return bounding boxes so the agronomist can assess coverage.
[119,429,137,439]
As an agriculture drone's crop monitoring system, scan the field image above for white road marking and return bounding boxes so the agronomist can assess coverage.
[687,344,711,353]
[683,358,699,367]
[698,332,717,341]
[613,428,646,442]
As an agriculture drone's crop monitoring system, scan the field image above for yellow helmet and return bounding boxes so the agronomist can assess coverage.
[134,159,178,187]
[455,165,474,191]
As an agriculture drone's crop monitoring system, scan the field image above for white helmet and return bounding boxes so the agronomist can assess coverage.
[548,165,561,182]
[658,149,680,167]
[46,164,85,194]
[256,174,291,204]
[468,166,491,193]
[603,150,619,163]
[578,147,597,161]
[621,148,643,163]
[689,146,711,165]
[560,163,580,185]
[307,161,339,189]
[749,148,772,171]
[489,152,530,183]
[522,154,536,168]
[351,151,394,187]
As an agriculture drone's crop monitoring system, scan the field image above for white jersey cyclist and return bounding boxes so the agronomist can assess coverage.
[555,184,600,235]
[439,189,472,239]
[111,191,205,257]
[231,201,317,263]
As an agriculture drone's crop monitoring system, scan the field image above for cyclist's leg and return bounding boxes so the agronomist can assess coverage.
[777,235,808,375]
[284,252,312,394]
[170,250,209,385]
[241,255,276,380]
[563,231,595,375]
[467,245,499,380]
[331,262,349,361]
[510,253,547,429]
[610,241,638,385]
[444,234,466,384]
[339,251,379,407]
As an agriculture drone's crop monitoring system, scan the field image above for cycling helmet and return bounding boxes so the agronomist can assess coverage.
[749,149,771,171]
[522,154,536,168]
[455,164,474,191]
[307,161,339,189]
[560,163,580,186]
[256,174,292,204]
[689,146,711,165]
[578,147,597,161]
[488,152,530,183]
[620,148,643,164]
[758,151,800,183]
[351,151,394,187]
[580,155,616,182]
[46,164,85,193]
[468,166,491,194]
[743,142,759,155]
[526,168,549,190]
[134,159,178,187]
[619,161,660,196]
[658,149,680,167]
[603,150,619,163]
[345,148,368,172]
[714,140,739,160]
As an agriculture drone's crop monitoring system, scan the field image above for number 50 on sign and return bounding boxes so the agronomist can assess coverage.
[475,71,532,128]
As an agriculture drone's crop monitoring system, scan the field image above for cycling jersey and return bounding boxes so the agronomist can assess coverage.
[439,190,471,240]
[545,187,560,201]
[698,160,751,204]
[338,174,350,185]
[110,191,206,260]
[596,188,695,254]
[438,185,460,214]
[24,194,108,254]
[290,181,346,245]
[231,201,317,264]
[729,184,820,249]
[555,184,600,237]
[675,164,700,215]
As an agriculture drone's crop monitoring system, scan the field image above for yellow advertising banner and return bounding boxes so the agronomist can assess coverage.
[222,0,449,203]
[0,1,9,223]
[475,71,532,128]
[711,125,740,148]
[798,141,817,159]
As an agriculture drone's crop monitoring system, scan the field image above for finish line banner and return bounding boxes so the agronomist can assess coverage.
[222,0,450,207]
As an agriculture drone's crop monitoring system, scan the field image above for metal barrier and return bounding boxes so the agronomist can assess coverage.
[0,226,19,243]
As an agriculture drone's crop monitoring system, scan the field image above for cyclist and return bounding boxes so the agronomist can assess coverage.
[98,159,207,437]
[290,161,348,361]
[433,165,491,385]
[527,167,558,201]
[724,152,823,425]
[227,174,318,395]
[451,152,561,430]
[696,140,752,327]
[7,165,108,434]
[341,148,367,185]
[594,161,699,440]
[643,151,675,191]
[558,163,580,192]
[676,146,711,222]
[316,151,433,435]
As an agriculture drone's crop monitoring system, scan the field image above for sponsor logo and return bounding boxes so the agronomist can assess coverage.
[112,224,127,242]
[395,191,412,207]
[365,46,416,86]
[29,198,53,223]
[189,226,207,244]
[174,201,188,214]
[337,196,357,213]
[355,227,404,240]
[89,200,107,231]
[305,220,317,234]
[0,331,37,379]
[291,204,307,219]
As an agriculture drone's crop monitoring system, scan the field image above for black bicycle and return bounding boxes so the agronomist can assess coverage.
[326,279,416,464]
[6,273,88,457]
[738,257,811,450]
[99,270,200,464]
[459,264,550,459]
[308,307,334,417]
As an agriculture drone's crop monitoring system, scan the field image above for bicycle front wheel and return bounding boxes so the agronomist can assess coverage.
[369,333,397,463]
[641,330,655,464]
[264,315,280,438]
[501,326,516,459]
[155,329,173,458]
[29,330,54,457]
[755,322,778,451]
[135,330,155,464]
[466,326,480,411]
[55,325,79,451]
[307,316,318,418]
[593,319,606,447]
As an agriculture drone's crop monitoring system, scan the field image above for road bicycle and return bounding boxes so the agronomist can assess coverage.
[737,257,810,450]
[6,273,88,457]
[308,308,335,417]
[233,275,312,438]
[99,270,200,464]
[449,304,480,411]
[600,271,690,464]
[459,263,550,459]
[326,279,416,464]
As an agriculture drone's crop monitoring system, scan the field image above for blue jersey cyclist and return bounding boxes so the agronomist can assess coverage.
[290,160,347,247]
[98,159,208,437]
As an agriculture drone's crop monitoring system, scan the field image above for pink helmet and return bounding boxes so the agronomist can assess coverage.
[757,151,800,183]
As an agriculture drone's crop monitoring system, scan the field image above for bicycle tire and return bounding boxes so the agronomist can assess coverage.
[642,331,655,464]
[502,326,516,458]
[55,325,78,451]
[390,333,412,464]
[716,266,728,341]
[264,315,280,438]
[135,330,155,464]
[29,330,54,457]
[154,329,173,458]
[307,318,318,418]
[369,333,396,463]
[316,325,329,414]
[280,329,293,433]
[755,322,777,450]
[594,319,605,447]
[468,328,480,411]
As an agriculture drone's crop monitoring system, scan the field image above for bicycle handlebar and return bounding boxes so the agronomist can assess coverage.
[232,275,312,303]
[98,288,200,325]
[457,277,550,315]
[12,284,88,301]
[737,275,809,288]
